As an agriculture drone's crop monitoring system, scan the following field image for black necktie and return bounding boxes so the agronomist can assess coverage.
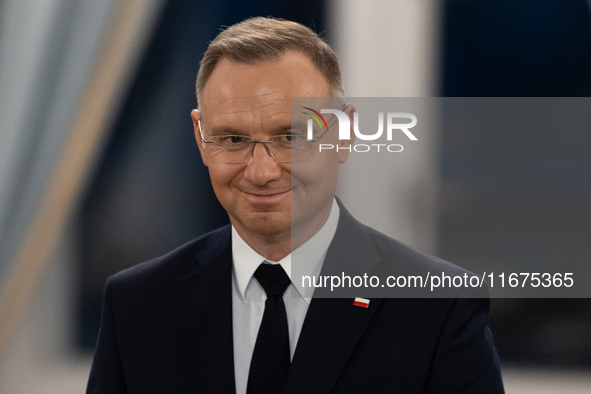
[247,263,291,394]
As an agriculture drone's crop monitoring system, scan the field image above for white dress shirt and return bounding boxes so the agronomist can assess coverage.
[231,198,340,394]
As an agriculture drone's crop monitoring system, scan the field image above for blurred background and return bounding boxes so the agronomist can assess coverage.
[0,0,590,392]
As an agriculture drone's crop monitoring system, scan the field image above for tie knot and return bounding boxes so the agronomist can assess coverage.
[254,263,291,297]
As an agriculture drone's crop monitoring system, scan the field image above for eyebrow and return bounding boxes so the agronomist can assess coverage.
[206,124,295,136]
[206,126,249,136]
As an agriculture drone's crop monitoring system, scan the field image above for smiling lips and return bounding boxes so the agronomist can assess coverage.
[242,189,291,204]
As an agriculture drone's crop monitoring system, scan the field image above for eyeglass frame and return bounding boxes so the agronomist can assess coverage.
[196,103,348,163]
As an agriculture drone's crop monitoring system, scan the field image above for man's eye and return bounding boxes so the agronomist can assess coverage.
[275,134,299,144]
[222,136,247,143]
[284,134,301,142]
[218,135,248,144]
[216,135,249,149]
[275,133,305,148]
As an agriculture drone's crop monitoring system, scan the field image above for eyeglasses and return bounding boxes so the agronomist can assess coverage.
[198,104,346,164]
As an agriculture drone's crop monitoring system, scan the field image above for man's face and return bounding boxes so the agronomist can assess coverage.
[192,51,351,243]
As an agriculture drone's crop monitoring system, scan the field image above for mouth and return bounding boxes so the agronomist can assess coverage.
[241,189,291,204]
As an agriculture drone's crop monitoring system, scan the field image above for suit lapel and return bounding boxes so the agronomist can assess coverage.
[285,296,385,394]
[171,225,236,394]
[285,203,388,394]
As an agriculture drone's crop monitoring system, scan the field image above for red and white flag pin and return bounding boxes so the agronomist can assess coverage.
[353,297,370,308]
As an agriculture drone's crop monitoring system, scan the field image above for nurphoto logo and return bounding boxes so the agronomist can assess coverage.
[302,107,418,153]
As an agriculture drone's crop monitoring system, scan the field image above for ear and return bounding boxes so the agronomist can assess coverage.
[191,109,209,167]
[337,103,356,164]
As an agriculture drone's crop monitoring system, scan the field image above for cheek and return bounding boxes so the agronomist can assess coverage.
[208,166,238,193]
[293,158,339,197]
[292,148,338,177]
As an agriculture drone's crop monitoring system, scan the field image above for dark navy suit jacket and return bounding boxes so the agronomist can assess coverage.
[87,202,504,393]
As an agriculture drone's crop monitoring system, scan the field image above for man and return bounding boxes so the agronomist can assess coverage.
[87,17,504,393]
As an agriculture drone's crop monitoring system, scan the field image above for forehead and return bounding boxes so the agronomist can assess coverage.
[200,51,332,127]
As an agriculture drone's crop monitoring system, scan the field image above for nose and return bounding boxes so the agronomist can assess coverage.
[243,142,282,186]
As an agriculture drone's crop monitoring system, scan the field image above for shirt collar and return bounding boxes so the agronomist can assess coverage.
[231,197,340,304]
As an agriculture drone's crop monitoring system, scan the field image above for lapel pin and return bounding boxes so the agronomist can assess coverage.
[353,297,370,308]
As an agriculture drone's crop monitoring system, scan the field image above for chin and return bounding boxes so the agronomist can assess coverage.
[242,213,291,236]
